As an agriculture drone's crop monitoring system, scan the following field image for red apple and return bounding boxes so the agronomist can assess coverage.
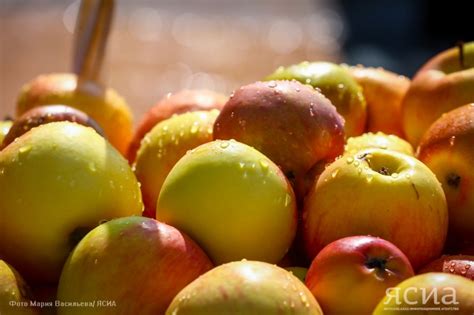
[128,90,227,162]
[419,255,474,280]
[305,236,414,315]
[57,216,213,315]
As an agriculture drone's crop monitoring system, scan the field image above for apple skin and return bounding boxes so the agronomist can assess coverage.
[373,273,474,315]
[419,255,474,280]
[2,105,104,149]
[157,140,297,265]
[0,120,13,146]
[213,80,345,199]
[0,260,39,315]
[128,89,227,162]
[0,122,143,284]
[166,260,323,315]
[265,61,366,136]
[57,217,213,315]
[401,42,474,146]
[16,73,133,154]
[345,132,414,156]
[305,236,414,315]
[348,65,410,137]
[133,110,219,218]
[302,148,448,270]
[417,103,474,249]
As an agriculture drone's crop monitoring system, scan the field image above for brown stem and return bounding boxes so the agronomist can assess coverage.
[457,41,465,69]
[73,0,114,87]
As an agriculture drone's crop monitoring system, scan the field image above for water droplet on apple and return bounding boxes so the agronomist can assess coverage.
[309,104,315,117]
[354,160,360,167]
[391,173,399,178]
[284,193,292,207]
[259,160,269,172]
[331,169,339,178]
[346,157,354,164]
[450,262,456,267]
[449,136,456,146]
[337,83,344,89]
[268,81,277,88]
[449,267,455,273]
[220,141,229,149]
[305,78,311,84]
[295,86,300,92]
[465,264,471,270]
[19,145,31,154]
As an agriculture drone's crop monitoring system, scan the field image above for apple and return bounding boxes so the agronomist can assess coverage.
[285,267,308,283]
[303,148,448,269]
[345,132,414,156]
[57,217,213,315]
[419,255,474,280]
[0,260,39,315]
[348,65,410,137]
[373,273,474,314]
[1,105,105,149]
[401,42,474,146]
[213,80,345,199]
[133,110,219,218]
[417,103,474,249]
[0,122,143,284]
[166,260,323,315]
[157,139,297,265]
[128,89,227,162]
[16,73,132,154]
[305,236,414,315]
[265,61,367,136]
[0,119,13,146]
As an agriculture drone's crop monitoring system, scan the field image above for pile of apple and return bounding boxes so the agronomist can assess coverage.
[1,42,474,315]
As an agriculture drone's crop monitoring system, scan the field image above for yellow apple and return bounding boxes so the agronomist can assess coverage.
[0,122,143,284]
[303,148,448,269]
[157,140,297,265]
[166,260,323,315]
[373,273,474,314]
[345,132,414,156]
[133,110,219,218]
[401,42,474,146]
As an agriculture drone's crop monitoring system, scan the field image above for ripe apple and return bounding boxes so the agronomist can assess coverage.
[0,119,13,146]
[128,89,227,162]
[401,42,474,146]
[419,255,474,280]
[345,132,414,156]
[417,103,474,249]
[265,61,366,136]
[166,260,323,315]
[373,273,474,314]
[16,73,133,154]
[157,140,297,265]
[213,80,345,199]
[302,148,448,269]
[133,110,219,218]
[0,122,143,284]
[348,65,410,136]
[2,105,104,149]
[0,260,39,315]
[305,236,414,315]
[57,217,213,315]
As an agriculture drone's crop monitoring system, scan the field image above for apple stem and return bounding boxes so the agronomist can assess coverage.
[72,0,114,88]
[457,41,465,69]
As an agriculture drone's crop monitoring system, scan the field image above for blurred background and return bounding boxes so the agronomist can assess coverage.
[0,0,471,122]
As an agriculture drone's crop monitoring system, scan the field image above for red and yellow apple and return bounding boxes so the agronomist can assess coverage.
[128,89,227,162]
[133,110,219,217]
[348,65,409,136]
[419,255,474,280]
[373,273,474,314]
[57,217,213,315]
[157,140,297,265]
[166,260,323,315]
[345,132,414,156]
[417,103,474,249]
[0,260,39,315]
[401,42,474,146]
[303,148,448,269]
[305,236,414,315]
[265,61,366,136]
[0,122,143,284]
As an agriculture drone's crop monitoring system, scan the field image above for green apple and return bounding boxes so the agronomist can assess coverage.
[303,148,448,269]
[401,42,474,146]
[133,110,219,218]
[157,139,297,264]
[373,273,474,314]
[265,61,367,136]
[345,132,414,156]
[0,122,143,284]
[57,217,213,315]
[0,120,13,146]
[166,260,323,315]
[0,260,39,315]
